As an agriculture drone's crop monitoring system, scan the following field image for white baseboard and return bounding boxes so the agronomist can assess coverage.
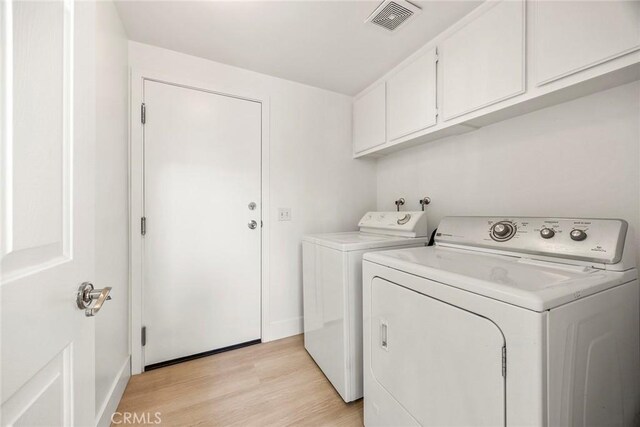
[265,316,303,342]
[96,356,131,427]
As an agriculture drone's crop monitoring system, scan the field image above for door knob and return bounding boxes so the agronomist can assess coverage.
[76,282,112,317]
[248,220,258,230]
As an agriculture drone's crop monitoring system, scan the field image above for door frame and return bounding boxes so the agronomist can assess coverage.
[129,69,271,374]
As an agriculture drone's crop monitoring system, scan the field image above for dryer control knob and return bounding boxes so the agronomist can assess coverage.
[492,222,513,238]
[540,228,555,239]
[570,229,587,241]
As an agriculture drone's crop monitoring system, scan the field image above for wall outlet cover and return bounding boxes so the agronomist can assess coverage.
[278,208,292,221]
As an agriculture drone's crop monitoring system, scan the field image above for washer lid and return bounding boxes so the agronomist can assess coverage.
[364,246,636,311]
[303,232,427,251]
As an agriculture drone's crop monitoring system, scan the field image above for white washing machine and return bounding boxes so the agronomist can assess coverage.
[303,211,429,402]
[363,216,640,426]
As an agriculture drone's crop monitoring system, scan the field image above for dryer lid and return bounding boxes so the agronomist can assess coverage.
[364,246,636,311]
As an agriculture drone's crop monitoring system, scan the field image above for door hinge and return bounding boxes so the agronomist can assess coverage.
[141,326,147,346]
[141,217,146,236]
[141,103,146,124]
[502,346,507,377]
[435,48,439,63]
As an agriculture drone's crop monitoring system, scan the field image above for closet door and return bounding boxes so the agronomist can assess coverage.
[387,48,437,141]
[440,0,525,121]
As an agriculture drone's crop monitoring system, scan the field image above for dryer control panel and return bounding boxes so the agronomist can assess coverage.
[435,216,628,264]
[358,211,428,238]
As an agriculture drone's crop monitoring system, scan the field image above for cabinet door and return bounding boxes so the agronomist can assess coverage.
[441,0,525,121]
[353,82,386,154]
[533,1,640,86]
[387,48,437,141]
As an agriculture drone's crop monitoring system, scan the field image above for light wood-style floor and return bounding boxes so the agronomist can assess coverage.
[114,335,363,426]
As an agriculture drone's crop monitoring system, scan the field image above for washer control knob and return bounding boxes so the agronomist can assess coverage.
[397,214,411,225]
[570,229,587,241]
[540,228,555,239]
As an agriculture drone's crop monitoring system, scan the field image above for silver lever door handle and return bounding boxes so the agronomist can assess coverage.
[76,282,112,317]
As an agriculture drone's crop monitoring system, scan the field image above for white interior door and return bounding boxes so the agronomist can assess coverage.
[1,1,97,425]
[143,80,262,367]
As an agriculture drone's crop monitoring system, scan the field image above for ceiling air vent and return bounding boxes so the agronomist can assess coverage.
[365,0,421,32]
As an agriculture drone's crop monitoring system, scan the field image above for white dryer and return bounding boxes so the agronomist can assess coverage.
[363,216,639,426]
[303,211,429,402]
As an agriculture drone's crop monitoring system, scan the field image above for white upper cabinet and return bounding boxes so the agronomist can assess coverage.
[352,0,639,158]
[353,82,386,154]
[440,0,526,121]
[532,1,640,86]
[387,48,438,141]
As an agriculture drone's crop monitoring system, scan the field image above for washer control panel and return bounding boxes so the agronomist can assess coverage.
[358,211,428,238]
[436,216,628,264]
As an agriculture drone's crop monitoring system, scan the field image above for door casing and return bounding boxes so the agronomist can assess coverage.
[129,70,271,374]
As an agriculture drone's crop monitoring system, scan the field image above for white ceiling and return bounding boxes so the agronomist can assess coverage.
[115,1,482,95]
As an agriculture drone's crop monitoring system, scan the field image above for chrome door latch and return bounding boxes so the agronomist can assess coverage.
[76,282,112,317]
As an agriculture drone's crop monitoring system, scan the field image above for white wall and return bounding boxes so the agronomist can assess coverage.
[377,81,640,261]
[129,42,377,340]
[95,3,130,426]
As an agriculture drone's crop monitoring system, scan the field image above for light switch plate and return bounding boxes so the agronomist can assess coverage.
[278,208,291,221]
